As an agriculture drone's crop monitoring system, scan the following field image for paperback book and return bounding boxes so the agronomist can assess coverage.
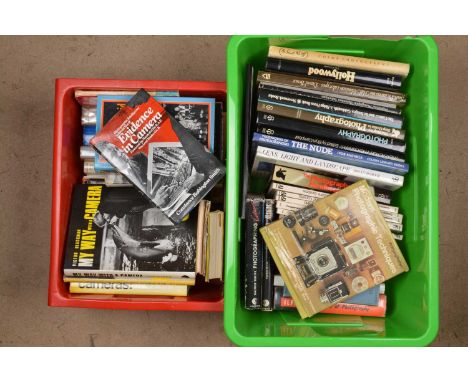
[90,89,225,223]
[63,184,199,279]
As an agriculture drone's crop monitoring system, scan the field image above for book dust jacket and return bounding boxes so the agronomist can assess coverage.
[90,89,225,223]
[260,180,408,319]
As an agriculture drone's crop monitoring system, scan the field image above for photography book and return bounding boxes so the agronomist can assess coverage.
[257,70,407,107]
[267,46,410,77]
[256,111,406,155]
[260,180,408,318]
[257,84,404,130]
[94,94,216,171]
[245,195,264,310]
[90,89,225,223]
[273,286,387,317]
[252,145,404,191]
[269,165,393,204]
[69,282,188,296]
[63,184,199,279]
[252,132,409,175]
[257,100,405,141]
[266,57,403,90]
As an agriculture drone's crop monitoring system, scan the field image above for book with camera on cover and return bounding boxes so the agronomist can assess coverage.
[90,89,225,223]
[63,184,198,279]
[260,180,408,319]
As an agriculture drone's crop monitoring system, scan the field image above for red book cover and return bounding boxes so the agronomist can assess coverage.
[279,294,387,317]
[90,89,225,223]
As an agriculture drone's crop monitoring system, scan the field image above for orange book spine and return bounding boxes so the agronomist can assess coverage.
[280,295,387,317]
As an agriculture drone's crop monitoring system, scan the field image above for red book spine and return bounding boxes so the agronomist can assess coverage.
[280,295,387,317]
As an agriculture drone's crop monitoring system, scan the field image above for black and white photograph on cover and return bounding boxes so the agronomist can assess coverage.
[163,102,210,145]
[93,206,197,272]
[93,140,148,191]
[148,142,206,218]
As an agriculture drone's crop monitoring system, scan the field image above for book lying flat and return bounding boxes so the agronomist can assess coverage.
[90,89,225,223]
[260,180,408,319]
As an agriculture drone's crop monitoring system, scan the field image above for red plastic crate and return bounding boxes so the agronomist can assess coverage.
[49,78,226,311]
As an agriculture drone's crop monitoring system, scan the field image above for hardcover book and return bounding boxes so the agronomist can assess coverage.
[266,57,403,90]
[260,180,408,318]
[90,89,225,223]
[244,195,265,310]
[267,46,410,78]
[257,70,407,107]
[63,184,200,279]
[252,145,404,190]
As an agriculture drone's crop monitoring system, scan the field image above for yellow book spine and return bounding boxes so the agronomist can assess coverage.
[69,282,188,296]
[63,277,195,286]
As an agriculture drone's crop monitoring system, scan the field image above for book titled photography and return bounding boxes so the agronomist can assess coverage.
[90,89,225,223]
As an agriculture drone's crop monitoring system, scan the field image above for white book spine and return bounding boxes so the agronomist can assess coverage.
[253,146,404,191]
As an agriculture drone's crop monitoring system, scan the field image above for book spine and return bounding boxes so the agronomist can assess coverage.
[253,146,404,191]
[258,85,404,130]
[266,57,403,90]
[275,198,398,229]
[253,132,409,175]
[270,165,393,203]
[69,282,188,296]
[277,295,387,317]
[258,101,405,140]
[268,46,410,78]
[257,124,405,163]
[257,111,406,155]
[63,269,196,279]
[258,71,406,107]
[63,276,196,286]
[245,196,264,310]
[271,186,393,214]
[262,199,274,311]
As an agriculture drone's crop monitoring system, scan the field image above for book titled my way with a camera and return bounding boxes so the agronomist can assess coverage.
[260,180,408,319]
[90,89,225,224]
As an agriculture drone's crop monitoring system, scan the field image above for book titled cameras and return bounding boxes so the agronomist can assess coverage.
[260,180,408,319]
[90,89,225,224]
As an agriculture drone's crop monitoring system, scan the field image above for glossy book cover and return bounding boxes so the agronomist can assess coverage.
[90,89,225,223]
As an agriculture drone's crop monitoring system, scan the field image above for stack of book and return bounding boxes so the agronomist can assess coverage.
[244,46,410,317]
[63,89,226,297]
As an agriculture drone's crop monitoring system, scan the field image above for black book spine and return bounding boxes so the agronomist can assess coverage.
[261,199,274,311]
[245,195,264,310]
[266,57,403,90]
[241,65,256,219]
[257,70,407,106]
[256,112,406,155]
[257,100,405,141]
[258,83,404,129]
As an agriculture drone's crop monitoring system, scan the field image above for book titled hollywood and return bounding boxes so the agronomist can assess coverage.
[63,184,199,279]
[90,89,225,223]
[260,180,409,319]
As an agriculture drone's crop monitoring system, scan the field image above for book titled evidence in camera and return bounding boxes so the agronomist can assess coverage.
[90,89,225,223]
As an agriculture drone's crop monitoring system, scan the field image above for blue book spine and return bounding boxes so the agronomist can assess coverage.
[252,132,409,175]
[344,286,380,306]
[83,125,96,146]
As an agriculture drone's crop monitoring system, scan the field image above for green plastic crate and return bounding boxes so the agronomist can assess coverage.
[224,36,439,346]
